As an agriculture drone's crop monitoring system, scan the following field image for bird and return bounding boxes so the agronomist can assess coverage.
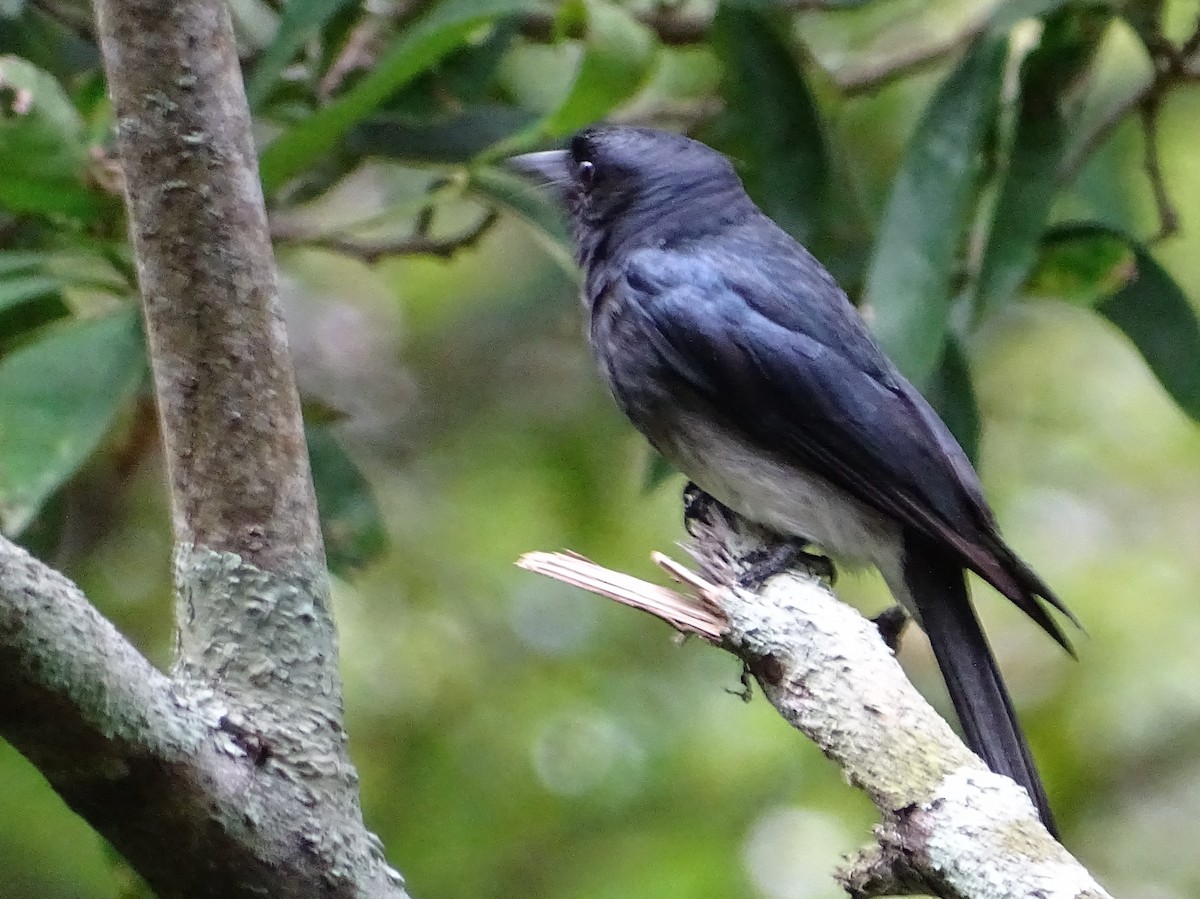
[509,124,1076,835]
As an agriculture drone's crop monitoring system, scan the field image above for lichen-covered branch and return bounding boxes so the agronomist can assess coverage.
[69,0,410,894]
[519,503,1111,899]
[0,536,407,898]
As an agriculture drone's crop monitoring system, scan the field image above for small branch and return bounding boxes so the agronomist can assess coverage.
[317,0,428,101]
[1139,94,1179,242]
[517,551,726,641]
[1060,19,1200,188]
[272,209,500,263]
[519,503,1110,899]
[834,9,991,97]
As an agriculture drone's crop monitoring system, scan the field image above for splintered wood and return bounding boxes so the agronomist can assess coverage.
[516,551,727,642]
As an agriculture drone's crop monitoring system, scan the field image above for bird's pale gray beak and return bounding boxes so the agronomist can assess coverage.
[506,149,572,192]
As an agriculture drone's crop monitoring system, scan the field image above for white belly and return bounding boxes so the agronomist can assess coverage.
[662,411,902,576]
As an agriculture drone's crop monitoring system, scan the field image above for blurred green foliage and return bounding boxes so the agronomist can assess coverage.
[2,0,1200,897]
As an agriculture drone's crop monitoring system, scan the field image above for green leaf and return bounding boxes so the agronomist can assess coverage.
[350,105,537,164]
[468,166,575,272]
[0,55,98,218]
[306,423,388,577]
[1048,222,1200,420]
[642,450,677,494]
[247,0,355,108]
[0,307,145,534]
[924,337,980,463]
[0,273,63,314]
[259,0,535,193]
[0,250,57,275]
[709,7,822,242]
[709,6,842,260]
[1098,249,1200,421]
[532,0,656,140]
[974,7,1108,316]
[862,34,1008,386]
[1027,229,1132,306]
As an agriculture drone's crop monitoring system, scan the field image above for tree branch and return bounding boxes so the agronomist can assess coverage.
[272,209,500,263]
[98,0,322,577]
[0,536,407,898]
[83,0,408,894]
[519,503,1110,899]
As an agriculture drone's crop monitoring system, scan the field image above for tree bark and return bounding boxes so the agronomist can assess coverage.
[0,0,420,894]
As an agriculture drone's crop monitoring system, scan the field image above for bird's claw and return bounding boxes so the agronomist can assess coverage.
[872,605,909,653]
[737,542,837,591]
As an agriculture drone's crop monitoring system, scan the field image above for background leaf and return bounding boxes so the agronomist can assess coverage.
[530,0,656,140]
[350,105,537,164]
[1047,222,1200,420]
[246,0,356,109]
[0,273,64,315]
[259,0,535,192]
[0,307,145,534]
[974,6,1108,316]
[708,6,839,260]
[0,55,97,218]
[307,423,388,576]
[923,336,981,462]
[862,33,1008,385]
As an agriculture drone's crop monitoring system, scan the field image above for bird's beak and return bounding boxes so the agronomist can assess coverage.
[506,150,572,194]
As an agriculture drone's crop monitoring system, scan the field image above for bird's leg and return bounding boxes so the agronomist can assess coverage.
[682,481,837,590]
[872,605,909,654]
[738,542,836,591]
[682,480,728,529]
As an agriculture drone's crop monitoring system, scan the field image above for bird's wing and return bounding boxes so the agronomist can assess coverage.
[621,247,1072,643]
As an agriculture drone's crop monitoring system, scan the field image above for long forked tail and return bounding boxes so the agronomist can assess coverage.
[901,532,1058,838]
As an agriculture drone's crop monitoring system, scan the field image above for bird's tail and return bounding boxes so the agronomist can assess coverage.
[902,532,1058,838]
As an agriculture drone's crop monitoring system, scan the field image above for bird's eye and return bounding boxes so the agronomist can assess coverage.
[576,160,596,192]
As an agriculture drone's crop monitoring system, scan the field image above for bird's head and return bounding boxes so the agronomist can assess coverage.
[508,126,749,268]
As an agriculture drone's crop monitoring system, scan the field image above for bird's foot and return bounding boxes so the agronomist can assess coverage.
[738,541,837,592]
[682,481,733,535]
[872,605,909,654]
[682,482,836,590]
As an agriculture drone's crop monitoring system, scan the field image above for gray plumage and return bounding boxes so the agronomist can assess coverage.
[511,125,1076,835]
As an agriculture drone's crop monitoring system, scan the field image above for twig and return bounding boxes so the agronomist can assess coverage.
[272,209,499,263]
[517,551,726,640]
[517,502,1111,899]
[834,8,991,97]
[316,0,430,102]
[1060,18,1200,187]
[1139,93,1179,242]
